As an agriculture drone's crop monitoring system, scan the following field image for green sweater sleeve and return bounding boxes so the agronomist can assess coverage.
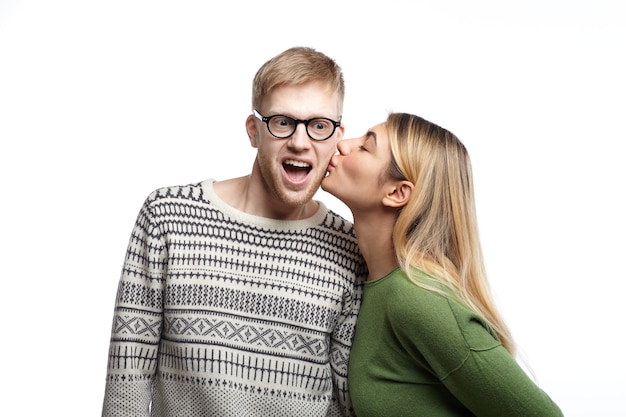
[389,272,563,417]
[442,343,563,416]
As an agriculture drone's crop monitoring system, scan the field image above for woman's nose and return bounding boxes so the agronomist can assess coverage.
[337,138,353,155]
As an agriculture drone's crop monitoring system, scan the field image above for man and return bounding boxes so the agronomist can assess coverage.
[102,46,366,417]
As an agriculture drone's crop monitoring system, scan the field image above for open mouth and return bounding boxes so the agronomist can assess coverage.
[283,159,312,182]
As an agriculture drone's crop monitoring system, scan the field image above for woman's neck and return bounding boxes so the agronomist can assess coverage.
[352,210,400,281]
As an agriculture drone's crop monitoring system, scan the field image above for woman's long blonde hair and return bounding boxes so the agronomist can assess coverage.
[386,112,515,355]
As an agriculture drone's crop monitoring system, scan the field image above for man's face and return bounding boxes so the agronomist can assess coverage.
[247,81,343,208]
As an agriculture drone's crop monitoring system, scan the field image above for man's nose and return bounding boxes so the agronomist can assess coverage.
[287,123,311,148]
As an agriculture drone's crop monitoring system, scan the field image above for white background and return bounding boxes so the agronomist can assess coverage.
[1,1,624,415]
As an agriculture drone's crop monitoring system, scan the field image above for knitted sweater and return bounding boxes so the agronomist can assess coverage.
[348,268,562,417]
[102,179,366,417]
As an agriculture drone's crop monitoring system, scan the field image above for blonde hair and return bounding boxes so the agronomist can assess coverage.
[386,112,515,355]
[251,46,345,115]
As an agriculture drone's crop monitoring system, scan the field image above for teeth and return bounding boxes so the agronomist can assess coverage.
[284,159,311,168]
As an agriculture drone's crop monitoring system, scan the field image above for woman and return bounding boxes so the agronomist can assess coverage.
[322,113,563,416]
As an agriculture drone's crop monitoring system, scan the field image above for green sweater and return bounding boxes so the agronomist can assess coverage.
[347,268,562,417]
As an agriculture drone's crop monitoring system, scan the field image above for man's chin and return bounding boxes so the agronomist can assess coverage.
[279,184,317,207]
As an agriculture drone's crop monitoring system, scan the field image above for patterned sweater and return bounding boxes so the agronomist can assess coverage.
[102,179,366,417]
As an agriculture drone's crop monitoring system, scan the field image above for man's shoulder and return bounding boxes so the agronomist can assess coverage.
[318,207,356,237]
[144,181,206,205]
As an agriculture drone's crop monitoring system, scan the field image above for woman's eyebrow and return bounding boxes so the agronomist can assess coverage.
[365,131,377,145]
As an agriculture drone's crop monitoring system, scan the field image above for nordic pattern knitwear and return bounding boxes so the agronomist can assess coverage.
[102,179,366,417]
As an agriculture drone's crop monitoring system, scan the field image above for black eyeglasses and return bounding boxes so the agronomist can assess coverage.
[253,109,341,141]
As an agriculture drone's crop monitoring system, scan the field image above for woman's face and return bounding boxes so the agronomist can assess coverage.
[321,121,393,211]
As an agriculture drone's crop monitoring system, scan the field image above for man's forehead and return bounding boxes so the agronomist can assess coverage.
[261,83,341,117]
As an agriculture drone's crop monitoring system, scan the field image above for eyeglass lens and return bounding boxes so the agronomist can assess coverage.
[267,115,336,141]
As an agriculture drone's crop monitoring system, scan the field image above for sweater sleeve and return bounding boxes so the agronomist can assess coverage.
[440,302,563,417]
[101,196,168,417]
[392,280,562,417]
[443,343,563,417]
[329,277,363,417]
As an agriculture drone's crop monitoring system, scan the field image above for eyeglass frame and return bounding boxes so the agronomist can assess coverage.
[253,109,342,141]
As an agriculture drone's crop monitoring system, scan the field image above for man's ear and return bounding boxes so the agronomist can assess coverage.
[246,115,259,148]
[382,180,414,208]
